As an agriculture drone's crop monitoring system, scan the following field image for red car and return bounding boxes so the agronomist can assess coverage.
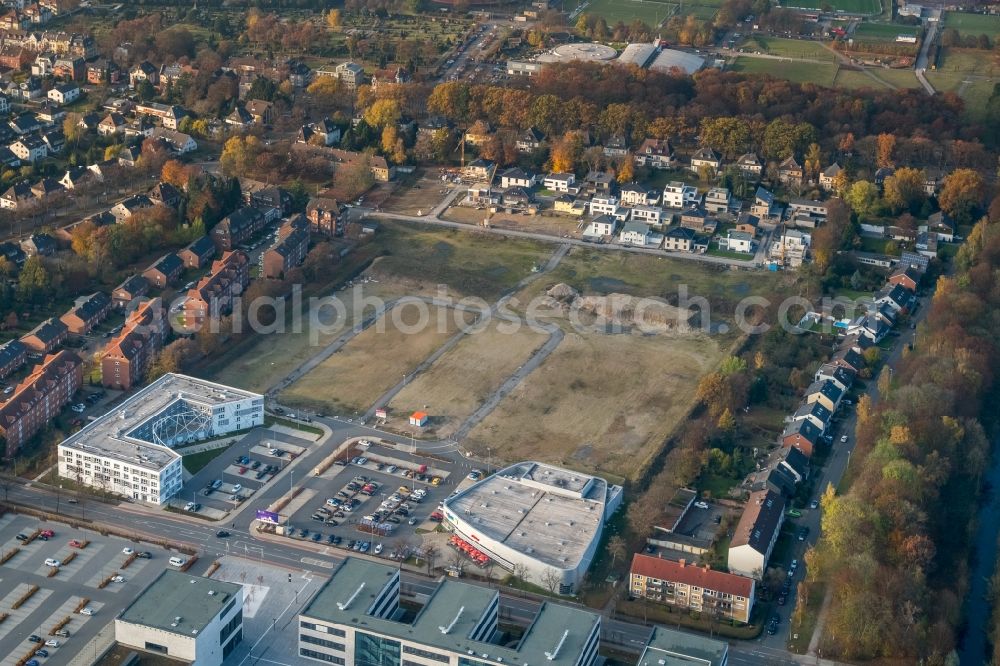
[68,539,84,548]
[40,530,55,538]
[238,467,247,475]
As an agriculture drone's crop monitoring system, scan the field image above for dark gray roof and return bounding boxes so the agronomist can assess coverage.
[148,253,182,277]
[782,418,821,445]
[184,235,215,257]
[0,339,26,366]
[25,317,67,344]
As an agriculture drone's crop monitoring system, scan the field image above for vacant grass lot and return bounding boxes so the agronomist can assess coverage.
[853,22,921,40]
[927,48,999,120]
[386,321,548,439]
[833,67,920,90]
[730,57,839,86]
[465,329,723,480]
[943,11,1000,38]
[570,0,678,25]
[785,0,880,14]
[280,304,471,416]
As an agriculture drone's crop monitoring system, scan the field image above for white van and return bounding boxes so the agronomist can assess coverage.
[169,556,186,568]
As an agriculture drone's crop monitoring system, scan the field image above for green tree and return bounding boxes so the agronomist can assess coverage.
[17,256,50,304]
[845,180,879,219]
[363,99,402,130]
[246,76,277,101]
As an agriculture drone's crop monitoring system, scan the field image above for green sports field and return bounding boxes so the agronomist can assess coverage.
[853,22,921,40]
[782,0,881,16]
[730,56,839,86]
[738,36,838,60]
[943,12,1000,38]
[572,0,678,25]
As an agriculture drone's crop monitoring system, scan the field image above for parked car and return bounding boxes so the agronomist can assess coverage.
[122,547,134,555]
[69,539,84,548]
[694,501,709,509]
[137,552,152,559]
[44,558,60,567]
[28,635,42,643]
[216,530,231,538]
[54,629,70,638]
[40,529,54,538]
[79,607,95,615]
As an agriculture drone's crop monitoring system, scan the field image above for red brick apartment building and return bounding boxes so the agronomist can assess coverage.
[100,298,166,391]
[180,251,249,331]
[0,350,82,457]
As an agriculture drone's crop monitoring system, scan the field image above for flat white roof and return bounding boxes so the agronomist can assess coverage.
[59,373,261,472]
[537,42,617,63]
[443,462,608,570]
[650,49,705,75]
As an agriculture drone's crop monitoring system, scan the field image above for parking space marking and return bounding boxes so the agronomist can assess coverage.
[0,585,53,643]
[0,515,15,533]
[300,557,335,569]
[15,595,91,662]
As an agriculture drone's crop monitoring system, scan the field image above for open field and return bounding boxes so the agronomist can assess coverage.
[382,171,453,216]
[281,304,472,416]
[853,22,921,40]
[386,321,549,439]
[943,12,1000,38]
[833,67,920,89]
[928,48,999,120]
[730,57,839,86]
[784,0,880,14]
[738,36,838,60]
[571,0,678,25]
[465,329,724,480]
[443,205,584,237]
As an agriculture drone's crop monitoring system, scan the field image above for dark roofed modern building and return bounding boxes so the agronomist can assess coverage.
[728,489,785,579]
[115,569,244,665]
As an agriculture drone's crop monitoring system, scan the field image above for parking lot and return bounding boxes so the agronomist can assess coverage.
[172,428,315,518]
[0,512,177,666]
[278,440,464,559]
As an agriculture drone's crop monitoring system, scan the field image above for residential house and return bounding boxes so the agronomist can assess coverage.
[179,251,250,331]
[98,112,126,136]
[142,253,183,289]
[52,56,84,81]
[875,283,916,313]
[664,227,706,253]
[804,379,843,412]
[30,178,64,199]
[887,265,920,292]
[148,182,181,208]
[0,242,24,266]
[0,350,82,457]
[245,99,274,126]
[9,112,41,136]
[249,186,293,216]
[777,156,803,187]
[618,221,661,248]
[703,187,731,214]
[59,165,99,190]
[679,207,715,234]
[41,129,64,155]
[306,197,340,237]
[553,195,585,216]
[728,489,785,579]
[134,103,188,130]
[0,94,7,116]
[0,45,30,71]
[629,554,755,625]
[0,147,19,170]
[463,158,494,181]
[689,147,720,174]
[335,61,364,89]
[1,181,35,210]
[129,61,158,88]
[745,446,810,497]
[589,195,621,218]
[118,145,140,167]
[814,363,854,392]
[500,168,536,189]
[59,292,110,335]
[100,297,166,391]
[846,312,891,344]
[0,340,27,380]
[502,187,532,207]
[619,184,657,207]
[151,127,196,154]
[110,194,153,223]
[602,135,628,158]
[211,207,265,251]
[750,187,778,219]
[633,138,674,169]
[20,232,56,256]
[463,120,492,147]
[830,347,865,375]
[225,105,253,129]
[262,226,309,279]
[718,230,754,254]
[662,181,699,209]
[792,401,832,433]
[417,116,451,139]
[178,236,216,269]
[86,58,119,85]
[781,418,821,458]
[769,228,810,268]
[516,127,545,153]
[582,215,618,240]
[9,135,47,163]
[112,274,149,310]
[735,153,763,178]
[32,52,55,77]
[819,163,842,191]
[370,156,395,182]
[543,173,575,193]
[734,212,760,236]
[583,170,614,196]
[297,118,341,147]
[20,317,68,354]
[926,211,955,242]
[923,167,947,196]
[630,204,664,225]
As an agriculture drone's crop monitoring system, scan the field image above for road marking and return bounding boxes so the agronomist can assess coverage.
[301,557,335,568]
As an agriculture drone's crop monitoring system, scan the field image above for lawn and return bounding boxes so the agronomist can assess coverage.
[730,57,839,86]
[280,304,472,416]
[853,22,921,40]
[927,48,999,120]
[739,36,837,60]
[833,67,921,90]
[943,11,1000,38]
[386,321,549,439]
[465,328,725,481]
[182,448,229,475]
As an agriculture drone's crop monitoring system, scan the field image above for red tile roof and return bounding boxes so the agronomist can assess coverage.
[630,553,754,598]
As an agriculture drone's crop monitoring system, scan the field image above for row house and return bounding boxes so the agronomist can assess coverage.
[100,298,166,391]
[178,235,216,269]
[20,317,67,353]
[59,291,110,335]
[0,350,81,457]
[110,194,153,223]
[141,253,183,289]
[112,274,149,310]
[212,207,265,252]
[728,489,785,580]
[630,554,755,625]
[179,251,250,331]
[0,339,26,380]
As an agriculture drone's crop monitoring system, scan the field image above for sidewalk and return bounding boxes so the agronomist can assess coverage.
[68,623,115,666]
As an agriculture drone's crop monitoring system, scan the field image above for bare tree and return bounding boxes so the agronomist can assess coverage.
[512,562,529,584]
[607,535,628,568]
[423,544,439,576]
[541,567,561,594]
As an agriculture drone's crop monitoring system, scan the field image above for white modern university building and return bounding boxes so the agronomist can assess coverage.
[116,570,244,665]
[57,373,264,504]
[441,461,623,594]
[298,557,602,666]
